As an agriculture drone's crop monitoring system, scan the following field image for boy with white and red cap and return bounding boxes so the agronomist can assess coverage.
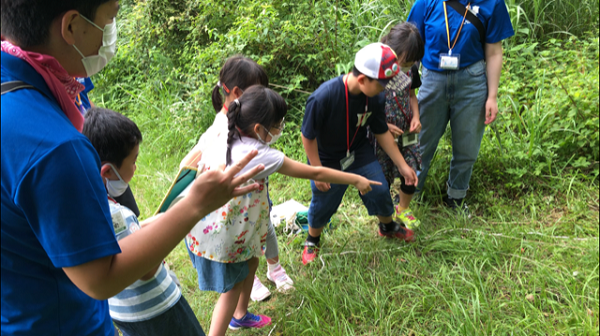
[300,43,419,265]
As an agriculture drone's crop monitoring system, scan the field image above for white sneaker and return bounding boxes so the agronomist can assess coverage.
[266,265,294,293]
[250,276,271,302]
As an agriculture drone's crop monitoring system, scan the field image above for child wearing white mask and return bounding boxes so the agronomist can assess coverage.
[180,56,295,302]
[83,107,206,336]
[187,85,381,336]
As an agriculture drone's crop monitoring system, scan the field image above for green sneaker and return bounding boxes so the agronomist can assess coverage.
[396,207,421,230]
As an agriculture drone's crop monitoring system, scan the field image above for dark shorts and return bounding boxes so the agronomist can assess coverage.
[113,296,205,336]
[187,244,249,293]
[308,160,394,228]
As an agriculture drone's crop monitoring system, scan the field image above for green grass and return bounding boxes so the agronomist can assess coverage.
[114,91,598,335]
[128,142,598,335]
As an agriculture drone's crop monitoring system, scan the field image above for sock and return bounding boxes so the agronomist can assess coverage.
[306,233,321,246]
[380,221,396,232]
[397,206,408,212]
[267,261,280,273]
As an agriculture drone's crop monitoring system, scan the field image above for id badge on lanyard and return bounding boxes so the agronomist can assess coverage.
[340,151,355,171]
[401,133,419,147]
[439,51,461,70]
[392,91,419,147]
[439,1,470,70]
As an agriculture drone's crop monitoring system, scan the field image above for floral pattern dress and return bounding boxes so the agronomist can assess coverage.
[368,66,422,186]
[187,178,270,263]
[186,127,283,264]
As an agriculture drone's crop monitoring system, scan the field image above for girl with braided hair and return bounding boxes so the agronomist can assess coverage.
[186,85,381,335]
[180,55,295,303]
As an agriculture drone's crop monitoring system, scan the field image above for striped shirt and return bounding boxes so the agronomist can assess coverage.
[107,198,182,322]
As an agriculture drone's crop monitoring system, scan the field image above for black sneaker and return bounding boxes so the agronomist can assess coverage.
[443,196,471,218]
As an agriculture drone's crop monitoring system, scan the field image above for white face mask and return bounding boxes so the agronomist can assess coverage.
[73,15,118,77]
[104,163,128,197]
[256,119,285,146]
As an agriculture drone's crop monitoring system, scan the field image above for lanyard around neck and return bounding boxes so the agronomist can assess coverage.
[74,93,82,107]
[344,74,368,156]
[443,1,470,54]
[392,91,411,126]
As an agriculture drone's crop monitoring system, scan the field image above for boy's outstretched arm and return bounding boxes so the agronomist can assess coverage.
[373,131,418,186]
[63,151,264,300]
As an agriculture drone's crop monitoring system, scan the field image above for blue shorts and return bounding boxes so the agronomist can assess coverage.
[308,160,394,229]
[187,245,249,294]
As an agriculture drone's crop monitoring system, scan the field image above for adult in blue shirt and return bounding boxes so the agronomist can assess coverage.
[76,76,96,112]
[1,1,262,335]
[408,0,514,212]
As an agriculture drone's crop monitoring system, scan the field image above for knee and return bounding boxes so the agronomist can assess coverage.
[370,182,391,199]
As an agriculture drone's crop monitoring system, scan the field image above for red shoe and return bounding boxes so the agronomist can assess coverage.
[302,242,319,265]
[378,221,415,242]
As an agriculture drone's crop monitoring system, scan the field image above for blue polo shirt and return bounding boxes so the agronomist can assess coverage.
[1,52,120,335]
[408,0,514,71]
[301,75,389,170]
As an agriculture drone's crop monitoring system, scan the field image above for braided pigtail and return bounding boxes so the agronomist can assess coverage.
[226,99,242,166]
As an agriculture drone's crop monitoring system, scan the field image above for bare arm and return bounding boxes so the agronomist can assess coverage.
[180,147,203,168]
[277,157,381,194]
[63,151,264,300]
[373,131,418,186]
[301,134,323,167]
[302,134,331,192]
[485,42,504,125]
[133,214,165,281]
[409,89,422,133]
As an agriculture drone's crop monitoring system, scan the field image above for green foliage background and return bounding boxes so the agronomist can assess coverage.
[95,0,599,184]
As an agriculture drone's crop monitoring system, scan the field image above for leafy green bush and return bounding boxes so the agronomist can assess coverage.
[498,33,599,182]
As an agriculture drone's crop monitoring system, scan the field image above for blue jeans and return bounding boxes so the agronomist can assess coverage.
[113,296,205,336]
[308,160,394,229]
[417,61,488,199]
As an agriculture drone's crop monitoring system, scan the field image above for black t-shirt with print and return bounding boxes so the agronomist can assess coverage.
[302,75,388,170]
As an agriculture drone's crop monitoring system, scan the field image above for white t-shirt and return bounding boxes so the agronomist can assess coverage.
[187,128,284,263]
[191,112,229,154]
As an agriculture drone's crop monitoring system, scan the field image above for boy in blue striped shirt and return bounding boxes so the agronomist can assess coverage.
[83,107,205,336]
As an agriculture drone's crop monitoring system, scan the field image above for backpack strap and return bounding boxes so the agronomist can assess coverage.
[446,0,487,58]
[1,80,51,103]
[1,81,36,95]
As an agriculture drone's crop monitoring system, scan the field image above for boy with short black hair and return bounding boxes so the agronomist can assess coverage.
[83,107,205,336]
[300,43,419,265]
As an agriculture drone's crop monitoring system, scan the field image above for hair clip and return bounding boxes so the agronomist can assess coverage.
[234,99,240,107]
[222,83,231,94]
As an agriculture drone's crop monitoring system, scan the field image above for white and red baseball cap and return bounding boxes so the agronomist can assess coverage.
[354,42,400,87]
